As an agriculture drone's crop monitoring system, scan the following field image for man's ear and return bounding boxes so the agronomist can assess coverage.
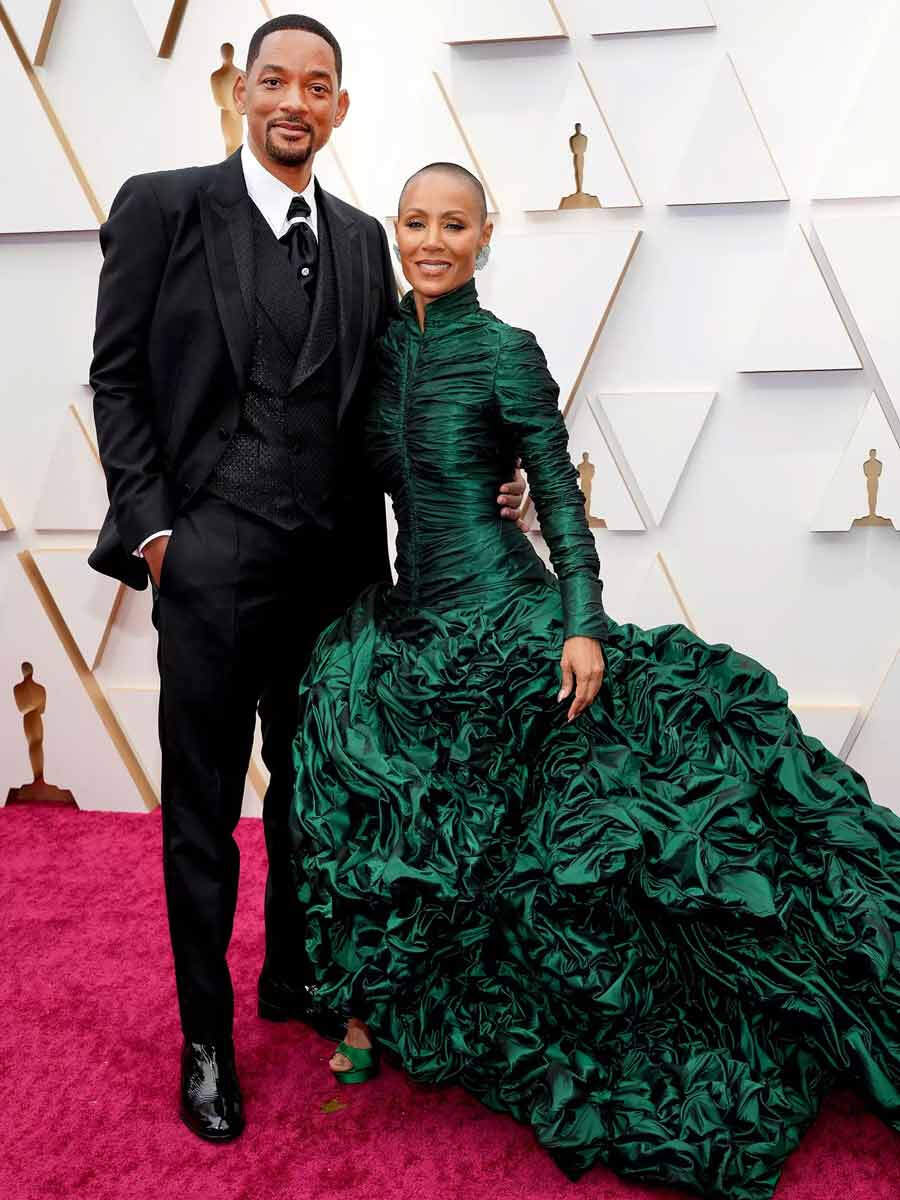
[234,72,247,115]
[334,88,350,128]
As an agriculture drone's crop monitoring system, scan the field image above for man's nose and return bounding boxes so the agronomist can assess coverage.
[278,84,308,113]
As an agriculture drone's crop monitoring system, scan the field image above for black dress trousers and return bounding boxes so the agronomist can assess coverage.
[153,491,344,1040]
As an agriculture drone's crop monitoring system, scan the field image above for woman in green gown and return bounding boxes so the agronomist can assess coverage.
[289,163,900,1199]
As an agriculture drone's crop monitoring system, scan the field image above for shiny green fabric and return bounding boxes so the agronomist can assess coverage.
[291,281,900,1199]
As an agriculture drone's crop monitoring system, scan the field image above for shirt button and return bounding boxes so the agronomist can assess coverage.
[218,427,229,440]
[301,267,310,277]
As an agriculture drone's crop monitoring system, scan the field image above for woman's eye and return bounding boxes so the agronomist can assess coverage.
[445,223,464,232]
[406,220,424,229]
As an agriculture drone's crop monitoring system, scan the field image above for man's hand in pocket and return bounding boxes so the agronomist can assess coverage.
[142,534,171,588]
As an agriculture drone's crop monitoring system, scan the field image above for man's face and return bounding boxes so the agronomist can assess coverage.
[236,30,348,169]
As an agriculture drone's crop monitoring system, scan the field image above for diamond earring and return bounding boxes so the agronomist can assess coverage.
[475,244,491,271]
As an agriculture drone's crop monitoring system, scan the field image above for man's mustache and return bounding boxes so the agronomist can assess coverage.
[267,118,312,133]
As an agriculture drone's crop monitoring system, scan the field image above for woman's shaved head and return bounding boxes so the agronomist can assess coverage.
[399,162,487,223]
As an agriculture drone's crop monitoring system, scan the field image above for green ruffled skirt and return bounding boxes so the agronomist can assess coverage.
[290,579,900,1199]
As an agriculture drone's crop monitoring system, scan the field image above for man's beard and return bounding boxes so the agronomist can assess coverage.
[265,127,314,166]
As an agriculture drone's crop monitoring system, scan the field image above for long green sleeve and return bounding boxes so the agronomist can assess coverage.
[493,325,609,641]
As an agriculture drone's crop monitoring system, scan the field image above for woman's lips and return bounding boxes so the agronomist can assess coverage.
[416,261,452,276]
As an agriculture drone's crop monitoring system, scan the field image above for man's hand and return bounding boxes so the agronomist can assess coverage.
[558,636,605,722]
[496,462,528,532]
[141,534,170,588]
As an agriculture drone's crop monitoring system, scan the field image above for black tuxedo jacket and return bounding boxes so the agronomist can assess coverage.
[89,150,397,592]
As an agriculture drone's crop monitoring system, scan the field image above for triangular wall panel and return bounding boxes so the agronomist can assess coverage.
[475,229,642,414]
[34,405,109,532]
[448,54,640,211]
[443,0,566,44]
[31,548,121,670]
[93,585,158,687]
[129,0,189,57]
[594,392,714,525]
[814,216,900,425]
[3,0,61,65]
[0,555,152,811]
[566,393,644,530]
[668,55,788,205]
[847,649,900,817]
[789,701,860,761]
[812,395,900,532]
[626,553,697,631]
[740,226,861,373]
[0,10,97,231]
[816,4,900,200]
[591,0,716,35]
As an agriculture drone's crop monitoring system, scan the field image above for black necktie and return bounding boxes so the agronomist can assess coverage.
[279,196,318,288]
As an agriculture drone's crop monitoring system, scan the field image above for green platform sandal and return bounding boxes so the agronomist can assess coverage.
[330,1040,380,1085]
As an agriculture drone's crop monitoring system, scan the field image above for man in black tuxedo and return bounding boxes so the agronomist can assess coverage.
[90,14,523,1142]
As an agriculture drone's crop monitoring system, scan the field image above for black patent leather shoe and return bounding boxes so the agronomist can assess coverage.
[179,1040,244,1143]
[257,971,345,1041]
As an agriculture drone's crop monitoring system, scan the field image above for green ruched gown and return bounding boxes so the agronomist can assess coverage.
[290,279,900,1198]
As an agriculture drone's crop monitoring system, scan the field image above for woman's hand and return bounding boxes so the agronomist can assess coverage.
[558,636,605,722]
[496,461,529,531]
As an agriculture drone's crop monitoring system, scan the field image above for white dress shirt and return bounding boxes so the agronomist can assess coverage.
[136,146,318,557]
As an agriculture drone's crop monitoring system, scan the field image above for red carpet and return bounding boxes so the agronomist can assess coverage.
[2,806,898,1200]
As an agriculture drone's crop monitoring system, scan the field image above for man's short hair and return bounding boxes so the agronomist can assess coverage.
[246,14,343,85]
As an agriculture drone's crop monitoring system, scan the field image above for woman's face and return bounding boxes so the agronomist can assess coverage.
[395,172,492,303]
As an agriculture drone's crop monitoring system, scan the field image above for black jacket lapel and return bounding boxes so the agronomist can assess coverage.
[199,151,254,391]
[316,184,370,424]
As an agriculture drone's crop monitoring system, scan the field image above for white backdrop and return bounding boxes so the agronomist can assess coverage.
[1,0,899,815]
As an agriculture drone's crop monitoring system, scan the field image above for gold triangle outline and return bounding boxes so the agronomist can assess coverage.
[841,645,900,763]
[157,0,188,59]
[739,224,862,374]
[809,221,900,442]
[655,551,698,633]
[521,60,643,211]
[0,2,105,223]
[33,0,61,66]
[18,550,158,811]
[26,545,125,671]
[520,229,642,522]
[443,0,568,45]
[432,70,500,215]
[581,393,647,528]
[0,496,13,531]
[590,390,716,526]
[667,53,788,208]
[590,0,716,37]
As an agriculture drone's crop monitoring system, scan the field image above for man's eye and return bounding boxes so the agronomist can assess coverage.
[262,78,281,87]
[311,85,328,95]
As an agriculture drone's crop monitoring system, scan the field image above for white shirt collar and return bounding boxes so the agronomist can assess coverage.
[240,143,318,240]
